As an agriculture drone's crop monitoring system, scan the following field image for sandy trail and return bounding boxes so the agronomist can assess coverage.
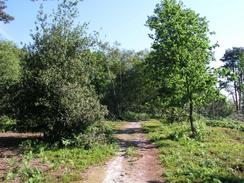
[84,122,164,183]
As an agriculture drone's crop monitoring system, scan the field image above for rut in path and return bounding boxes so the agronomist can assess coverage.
[85,122,164,183]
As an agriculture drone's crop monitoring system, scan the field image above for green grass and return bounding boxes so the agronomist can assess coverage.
[143,120,244,183]
[41,144,118,182]
[6,144,118,182]
[5,121,120,182]
[125,145,137,157]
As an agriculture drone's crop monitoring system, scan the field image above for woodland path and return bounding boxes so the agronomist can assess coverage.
[83,122,164,183]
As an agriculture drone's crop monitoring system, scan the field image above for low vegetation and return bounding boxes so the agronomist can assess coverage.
[7,144,117,182]
[143,120,244,183]
[4,121,118,182]
[0,116,16,132]
[206,119,244,132]
[122,111,150,122]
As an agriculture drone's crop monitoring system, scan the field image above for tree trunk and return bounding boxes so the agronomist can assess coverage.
[189,97,196,136]
[238,76,242,113]
[234,81,239,113]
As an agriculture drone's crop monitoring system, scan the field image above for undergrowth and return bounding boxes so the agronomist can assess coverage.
[143,119,244,183]
[5,121,119,182]
[205,119,244,132]
[0,116,16,132]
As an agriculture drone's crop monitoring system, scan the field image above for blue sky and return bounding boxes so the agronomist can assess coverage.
[0,0,244,67]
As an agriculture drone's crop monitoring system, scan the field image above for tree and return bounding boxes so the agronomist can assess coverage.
[0,41,21,116]
[220,47,244,114]
[0,0,14,23]
[93,44,151,118]
[15,0,106,140]
[146,0,216,135]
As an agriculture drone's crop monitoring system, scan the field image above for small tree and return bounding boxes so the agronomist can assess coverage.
[146,0,216,135]
[15,0,106,140]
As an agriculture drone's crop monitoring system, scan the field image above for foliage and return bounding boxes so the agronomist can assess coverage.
[205,118,244,132]
[6,143,118,182]
[0,0,14,23]
[0,40,21,117]
[61,121,114,149]
[196,96,235,119]
[143,120,244,183]
[14,0,107,140]
[6,121,119,182]
[219,47,244,114]
[146,0,217,135]
[121,111,150,121]
[125,145,137,158]
[96,45,151,117]
[7,151,44,183]
[0,115,16,132]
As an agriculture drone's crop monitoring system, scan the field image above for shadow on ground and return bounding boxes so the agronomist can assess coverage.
[0,133,43,148]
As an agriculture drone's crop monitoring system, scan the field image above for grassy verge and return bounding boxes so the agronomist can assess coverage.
[5,121,119,182]
[143,120,244,183]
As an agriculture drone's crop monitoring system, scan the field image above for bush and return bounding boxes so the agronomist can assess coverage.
[61,121,114,149]
[122,111,150,121]
[14,0,107,141]
[163,107,188,123]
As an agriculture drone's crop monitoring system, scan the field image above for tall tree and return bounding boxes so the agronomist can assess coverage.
[146,0,216,135]
[220,47,244,114]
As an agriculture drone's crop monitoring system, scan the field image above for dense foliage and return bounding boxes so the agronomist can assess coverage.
[14,0,106,140]
[220,47,244,116]
[0,41,21,116]
[146,0,217,134]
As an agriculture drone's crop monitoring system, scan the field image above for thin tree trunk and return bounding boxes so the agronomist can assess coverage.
[238,76,242,113]
[189,96,196,136]
[234,81,239,113]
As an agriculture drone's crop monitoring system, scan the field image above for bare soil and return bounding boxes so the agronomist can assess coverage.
[0,132,43,181]
[84,122,164,183]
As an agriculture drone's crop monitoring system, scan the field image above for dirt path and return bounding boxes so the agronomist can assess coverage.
[84,122,164,183]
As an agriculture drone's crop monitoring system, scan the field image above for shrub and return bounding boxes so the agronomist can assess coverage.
[14,0,107,141]
[61,121,114,149]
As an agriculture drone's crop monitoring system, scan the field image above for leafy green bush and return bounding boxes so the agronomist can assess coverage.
[122,111,150,121]
[61,121,114,149]
[14,0,107,141]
